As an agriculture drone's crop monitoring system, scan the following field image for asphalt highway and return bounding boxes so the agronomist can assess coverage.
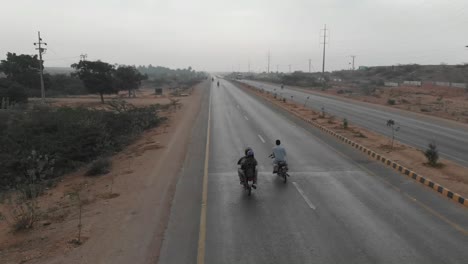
[241,80,468,167]
[159,79,468,264]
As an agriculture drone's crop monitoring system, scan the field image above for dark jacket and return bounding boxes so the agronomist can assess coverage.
[238,156,257,178]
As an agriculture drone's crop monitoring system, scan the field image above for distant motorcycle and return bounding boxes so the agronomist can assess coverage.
[269,154,289,183]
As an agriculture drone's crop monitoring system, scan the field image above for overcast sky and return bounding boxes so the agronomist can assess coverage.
[1,0,467,72]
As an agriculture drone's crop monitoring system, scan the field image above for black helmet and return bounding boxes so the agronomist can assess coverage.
[246,149,254,157]
[245,147,252,156]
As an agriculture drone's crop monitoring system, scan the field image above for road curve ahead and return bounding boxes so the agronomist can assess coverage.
[240,80,468,167]
[159,79,468,264]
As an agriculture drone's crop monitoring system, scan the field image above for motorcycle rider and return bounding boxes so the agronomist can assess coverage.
[271,139,287,173]
[237,147,258,189]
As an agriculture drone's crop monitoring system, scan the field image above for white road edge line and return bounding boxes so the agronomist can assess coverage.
[244,115,249,121]
[292,182,316,210]
[258,134,266,143]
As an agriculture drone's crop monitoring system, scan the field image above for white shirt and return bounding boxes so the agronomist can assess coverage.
[272,145,287,162]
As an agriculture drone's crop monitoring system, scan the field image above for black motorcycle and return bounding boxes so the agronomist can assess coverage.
[244,173,255,196]
[269,154,289,183]
[238,168,256,196]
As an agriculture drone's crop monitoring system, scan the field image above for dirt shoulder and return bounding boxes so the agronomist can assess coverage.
[0,81,209,264]
[282,82,468,125]
[238,82,468,199]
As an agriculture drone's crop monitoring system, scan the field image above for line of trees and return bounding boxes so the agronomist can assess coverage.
[137,65,206,88]
[0,52,147,103]
[1,52,207,104]
[0,52,89,101]
[242,71,321,87]
[71,61,147,103]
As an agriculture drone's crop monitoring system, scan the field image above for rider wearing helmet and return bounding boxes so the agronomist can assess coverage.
[237,147,258,188]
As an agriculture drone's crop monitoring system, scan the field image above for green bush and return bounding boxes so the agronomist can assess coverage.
[343,118,348,129]
[86,158,111,176]
[0,104,165,189]
[0,78,28,103]
[425,142,439,166]
[361,84,376,95]
[387,99,396,105]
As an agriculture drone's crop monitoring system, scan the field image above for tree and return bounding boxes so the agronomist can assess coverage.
[114,65,147,98]
[0,52,41,89]
[71,60,116,103]
[0,78,28,103]
[386,119,400,149]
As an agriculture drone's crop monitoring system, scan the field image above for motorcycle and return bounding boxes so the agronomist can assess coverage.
[238,167,256,196]
[269,154,289,183]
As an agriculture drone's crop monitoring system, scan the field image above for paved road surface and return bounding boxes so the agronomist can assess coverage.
[159,79,468,264]
[240,80,468,167]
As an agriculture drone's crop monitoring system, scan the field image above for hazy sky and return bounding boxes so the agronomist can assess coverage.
[1,0,467,72]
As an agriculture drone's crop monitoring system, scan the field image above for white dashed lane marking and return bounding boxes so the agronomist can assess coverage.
[258,134,266,143]
[293,182,317,210]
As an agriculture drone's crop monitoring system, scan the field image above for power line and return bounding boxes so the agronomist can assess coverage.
[34,31,47,102]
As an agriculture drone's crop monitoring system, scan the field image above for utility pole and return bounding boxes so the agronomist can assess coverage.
[267,50,271,73]
[289,64,291,73]
[80,54,87,61]
[350,55,356,70]
[34,31,47,102]
[248,60,250,73]
[308,59,312,73]
[321,24,328,79]
[276,65,279,73]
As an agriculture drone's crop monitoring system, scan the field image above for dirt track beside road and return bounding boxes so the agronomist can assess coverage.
[0,81,208,264]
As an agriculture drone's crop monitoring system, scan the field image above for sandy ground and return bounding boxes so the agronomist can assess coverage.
[306,84,468,124]
[0,82,207,263]
[28,86,190,108]
[242,84,468,199]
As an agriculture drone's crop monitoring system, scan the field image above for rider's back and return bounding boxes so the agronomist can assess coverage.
[272,145,287,162]
[241,156,257,178]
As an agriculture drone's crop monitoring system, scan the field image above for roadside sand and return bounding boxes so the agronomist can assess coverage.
[290,84,468,124]
[0,82,207,264]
